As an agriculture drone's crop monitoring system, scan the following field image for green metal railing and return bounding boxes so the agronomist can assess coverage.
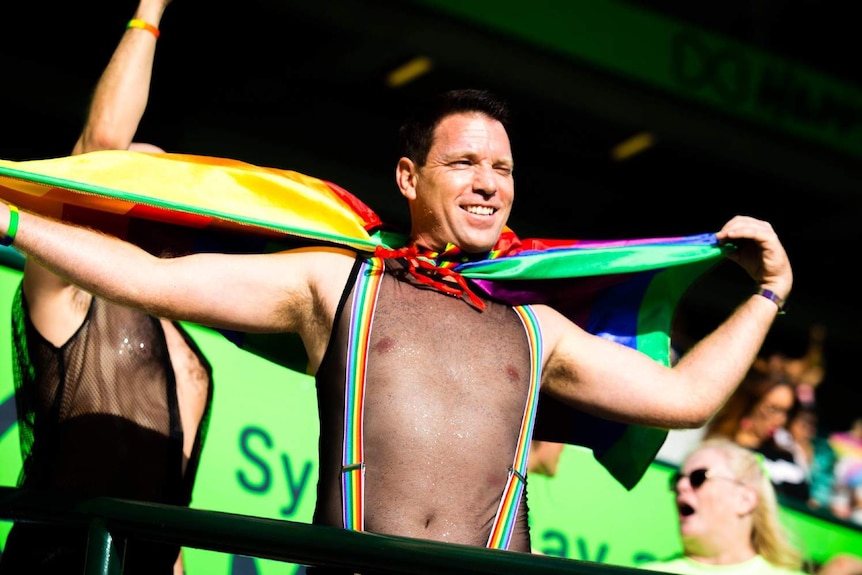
[0,486,654,574]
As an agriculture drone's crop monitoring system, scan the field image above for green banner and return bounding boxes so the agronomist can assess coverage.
[409,0,862,159]
[0,264,859,572]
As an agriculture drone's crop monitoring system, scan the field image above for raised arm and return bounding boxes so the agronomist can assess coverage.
[538,215,793,429]
[72,0,171,155]
[24,0,174,345]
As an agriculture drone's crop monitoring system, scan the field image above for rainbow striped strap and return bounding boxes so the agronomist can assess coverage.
[340,260,542,547]
[341,257,384,532]
[486,304,542,549]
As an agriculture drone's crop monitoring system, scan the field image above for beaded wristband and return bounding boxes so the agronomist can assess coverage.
[756,287,787,315]
[1,204,19,247]
[127,18,160,38]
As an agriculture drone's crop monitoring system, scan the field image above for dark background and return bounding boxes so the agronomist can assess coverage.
[1,0,859,430]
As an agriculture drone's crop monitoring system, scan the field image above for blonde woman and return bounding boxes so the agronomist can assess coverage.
[640,438,862,575]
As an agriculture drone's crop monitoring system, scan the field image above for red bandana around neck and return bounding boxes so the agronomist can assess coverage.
[373,227,522,311]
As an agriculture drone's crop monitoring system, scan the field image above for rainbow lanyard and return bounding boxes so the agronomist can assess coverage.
[340,257,542,550]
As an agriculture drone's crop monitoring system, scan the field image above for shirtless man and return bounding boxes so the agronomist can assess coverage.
[0,88,792,572]
[0,1,211,574]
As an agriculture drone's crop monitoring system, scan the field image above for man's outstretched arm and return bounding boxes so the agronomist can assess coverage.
[2,199,355,372]
[538,215,793,430]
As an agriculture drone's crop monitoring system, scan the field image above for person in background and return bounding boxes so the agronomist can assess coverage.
[527,440,566,478]
[639,438,862,575]
[705,369,809,503]
[829,416,862,525]
[0,1,213,574]
[752,325,827,408]
[775,400,841,515]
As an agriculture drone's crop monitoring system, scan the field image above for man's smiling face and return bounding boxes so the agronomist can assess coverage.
[399,111,514,254]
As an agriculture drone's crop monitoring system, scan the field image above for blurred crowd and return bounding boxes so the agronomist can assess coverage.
[692,323,861,526]
[532,321,861,574]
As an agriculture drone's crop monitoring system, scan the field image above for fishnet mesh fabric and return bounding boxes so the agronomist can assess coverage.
[4,286,213,574]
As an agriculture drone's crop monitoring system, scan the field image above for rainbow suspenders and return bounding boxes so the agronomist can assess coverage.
[340,257,543,550]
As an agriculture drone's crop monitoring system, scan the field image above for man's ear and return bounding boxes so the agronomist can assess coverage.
[396,157,417,200]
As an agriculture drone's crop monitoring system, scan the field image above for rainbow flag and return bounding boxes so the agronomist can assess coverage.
[0,150,729,489]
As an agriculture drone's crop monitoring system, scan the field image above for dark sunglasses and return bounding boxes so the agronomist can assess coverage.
[669,468,744,492]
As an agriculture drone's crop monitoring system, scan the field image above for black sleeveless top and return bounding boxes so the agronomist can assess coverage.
[312,257,533,566]
[0,285,213,575]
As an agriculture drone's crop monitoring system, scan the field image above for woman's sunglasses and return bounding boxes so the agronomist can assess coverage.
[669,468,745,492]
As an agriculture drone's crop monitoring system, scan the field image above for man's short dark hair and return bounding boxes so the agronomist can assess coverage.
[397,89,511,167]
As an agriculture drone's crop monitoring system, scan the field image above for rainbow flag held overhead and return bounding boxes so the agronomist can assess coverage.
[0,150,731,489]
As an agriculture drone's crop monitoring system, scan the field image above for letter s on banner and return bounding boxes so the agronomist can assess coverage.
[237,426,273,493]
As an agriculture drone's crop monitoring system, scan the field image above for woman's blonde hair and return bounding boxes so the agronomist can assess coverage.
[689,438,804,571]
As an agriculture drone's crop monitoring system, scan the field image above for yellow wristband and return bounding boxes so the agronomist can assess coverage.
[127,18,160,38]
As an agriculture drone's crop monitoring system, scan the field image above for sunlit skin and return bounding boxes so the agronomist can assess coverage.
[673,447,758,565]
[396,112,514,253]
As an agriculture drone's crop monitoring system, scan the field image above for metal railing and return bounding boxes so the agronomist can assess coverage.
[0,486,654,575]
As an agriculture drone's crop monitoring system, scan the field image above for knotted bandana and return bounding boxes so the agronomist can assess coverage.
[373,227,523,311]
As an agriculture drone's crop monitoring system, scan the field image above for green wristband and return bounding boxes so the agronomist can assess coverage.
[1,205,18,246]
